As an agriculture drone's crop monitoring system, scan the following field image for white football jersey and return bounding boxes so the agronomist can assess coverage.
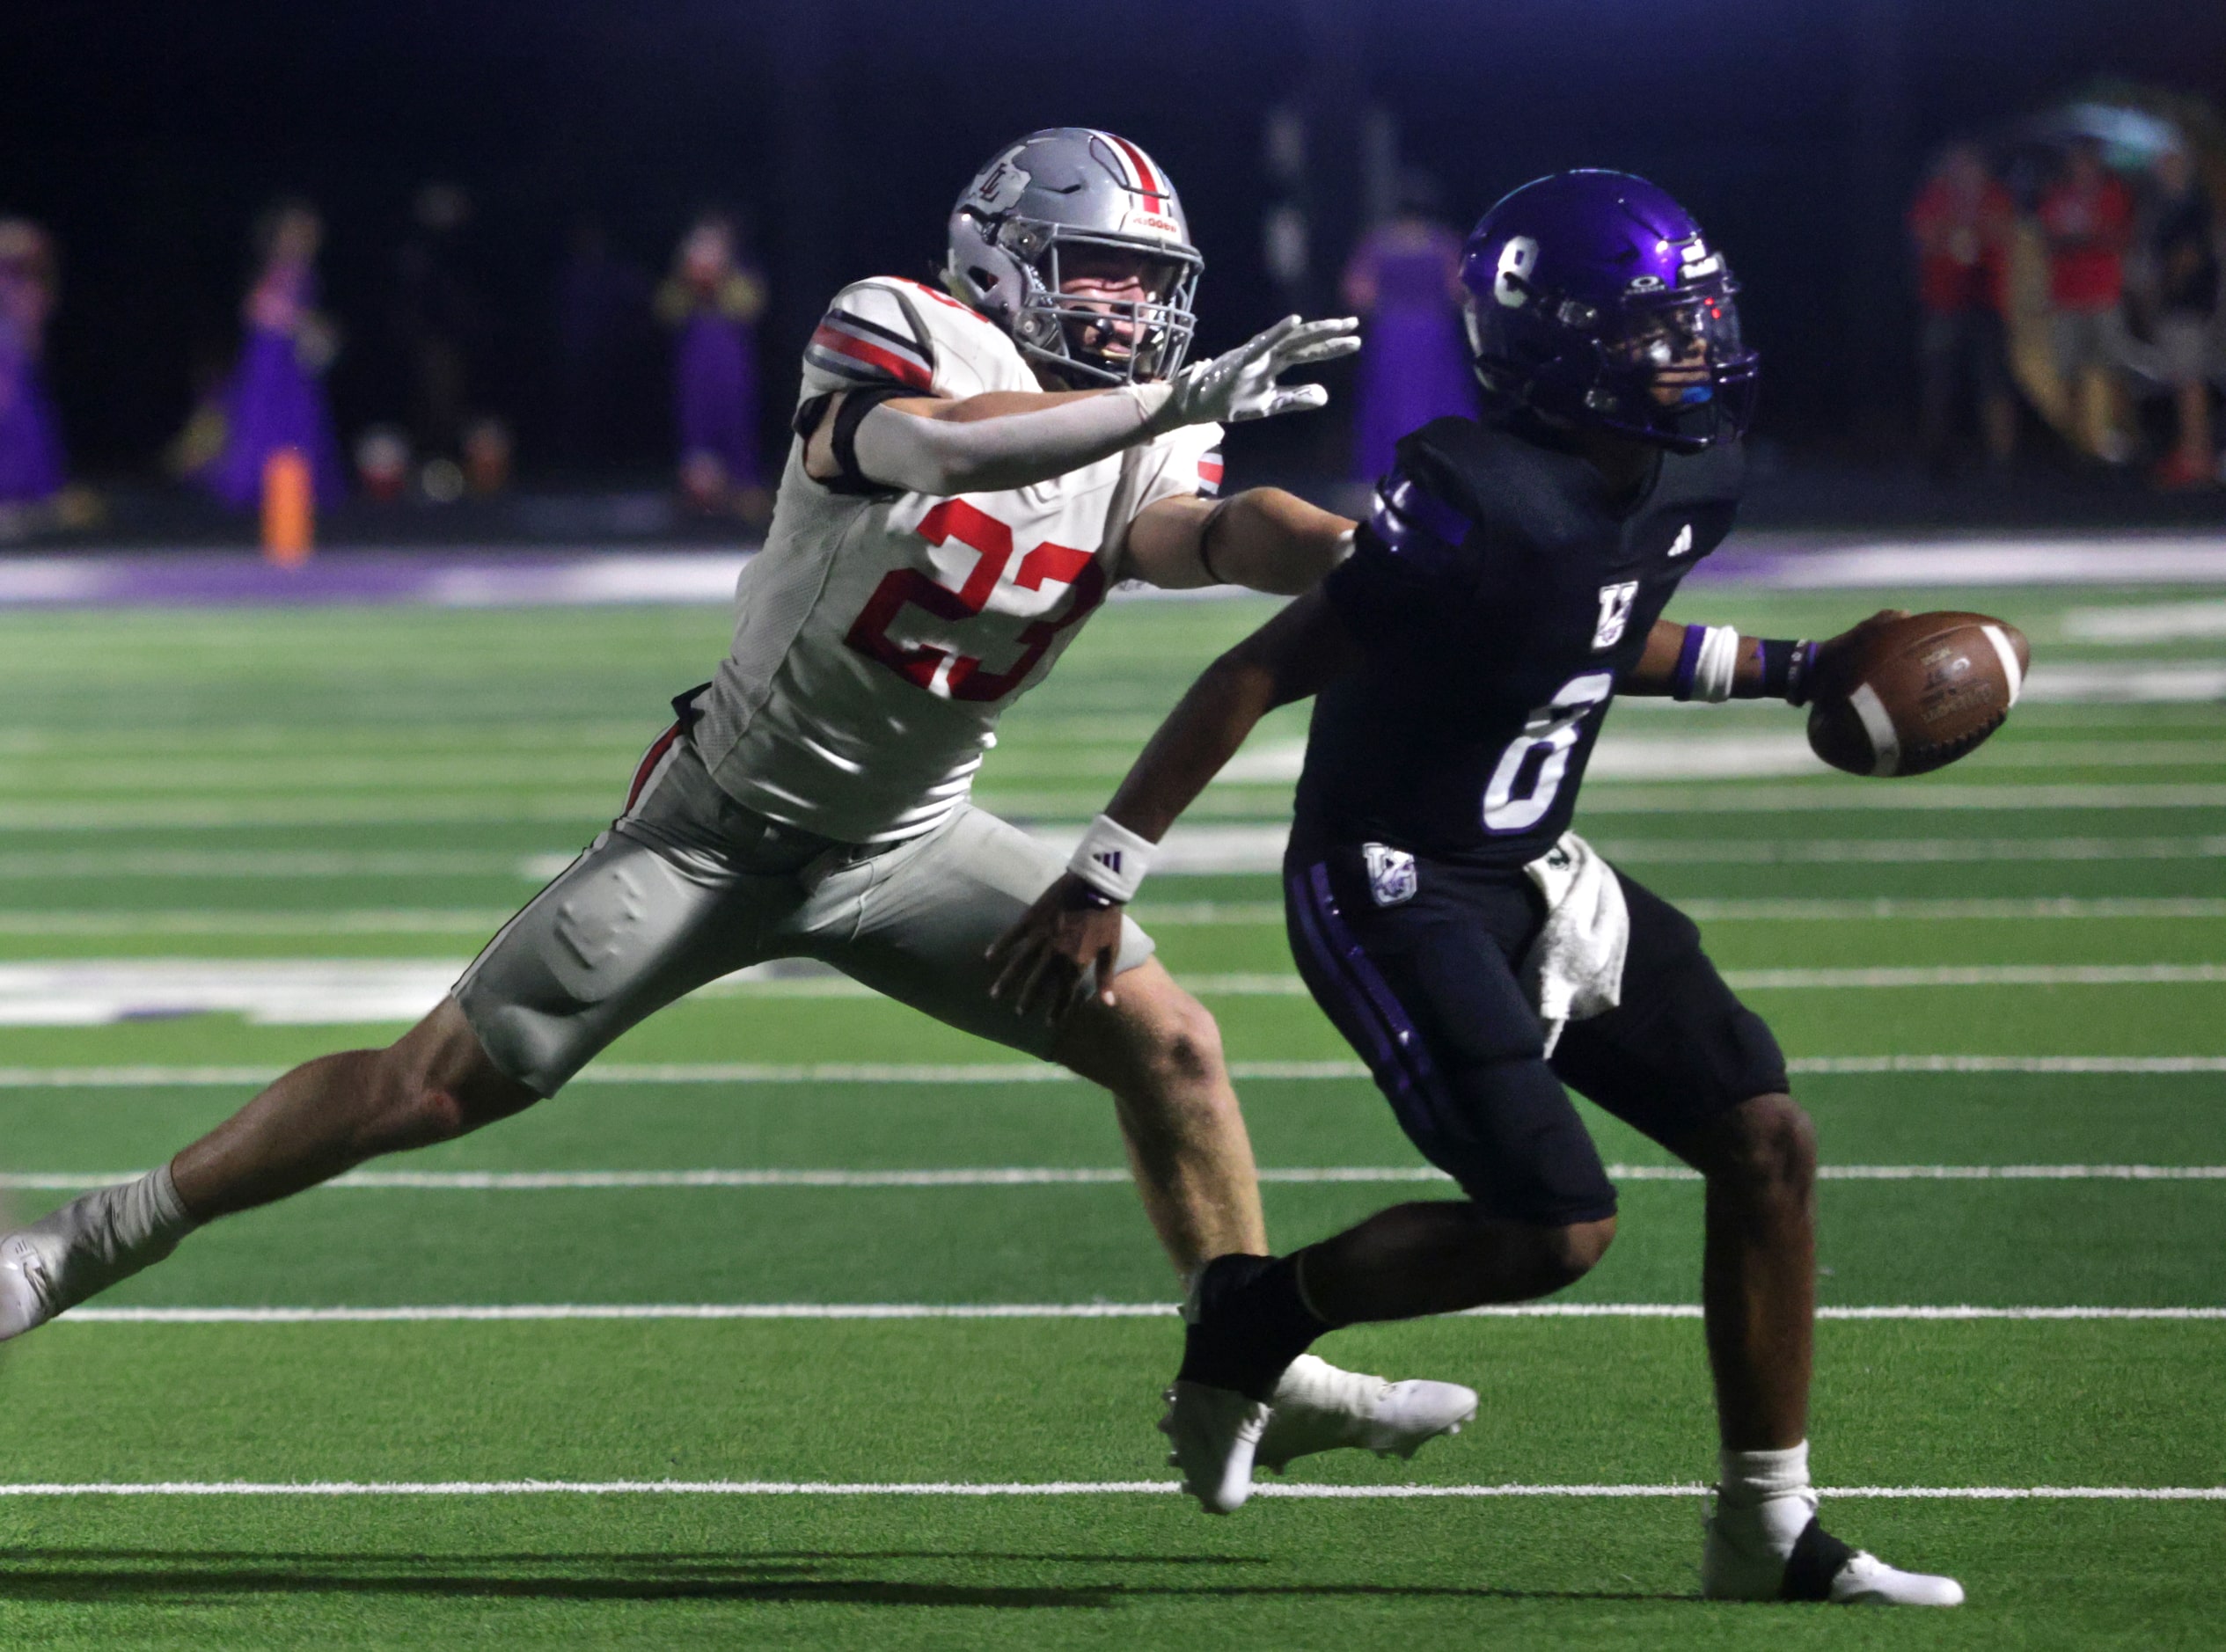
[694,275,1222,844]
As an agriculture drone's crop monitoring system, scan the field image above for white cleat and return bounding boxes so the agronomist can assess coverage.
[1256,1352,1478,1473]
[1703,1502,1963,1606]
[1159,1380,1270,1515]
[0,1228,62,1341]
[1827,1549,1966,1608]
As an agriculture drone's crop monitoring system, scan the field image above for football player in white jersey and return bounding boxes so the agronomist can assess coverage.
[0,130,1475,1473]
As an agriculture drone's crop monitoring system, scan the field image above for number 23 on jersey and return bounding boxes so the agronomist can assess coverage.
[843,499,1107,703]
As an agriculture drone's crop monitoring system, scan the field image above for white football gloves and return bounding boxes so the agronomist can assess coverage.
[1143,315,1360,434]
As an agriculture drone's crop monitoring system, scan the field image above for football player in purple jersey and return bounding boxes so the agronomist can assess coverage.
[993,171,1960,1606]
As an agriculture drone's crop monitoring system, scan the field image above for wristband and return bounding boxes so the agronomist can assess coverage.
[1744,638,1820,705]
[1068,813,1155,903]
[1671,625,1740,703]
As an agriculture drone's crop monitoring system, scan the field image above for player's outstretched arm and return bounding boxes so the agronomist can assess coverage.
[1620,612,1907,702]
[803,316,1358,497]
[987,592,1359,1020]
[1122,489,1355,596]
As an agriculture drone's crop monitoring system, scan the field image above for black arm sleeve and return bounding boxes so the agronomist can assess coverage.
[791,383,920,498]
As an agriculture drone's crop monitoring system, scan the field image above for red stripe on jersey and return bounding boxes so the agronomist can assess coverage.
[1197,457,1225,486]
[625,723,681,813]
[1109,135,1166,206]
[810,323,934,389]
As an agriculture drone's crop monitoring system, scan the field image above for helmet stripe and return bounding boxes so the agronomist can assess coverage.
[1107,134,1167,207]
[1086,129,1136,191]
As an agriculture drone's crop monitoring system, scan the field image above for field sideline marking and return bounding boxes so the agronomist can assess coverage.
[5,1164,2223,1192]
[0,1478,2214,1501]
[50,1303,2226,1324]
[3,1055,2224,1088]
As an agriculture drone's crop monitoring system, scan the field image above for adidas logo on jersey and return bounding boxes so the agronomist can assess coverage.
[1593,581,1639,650]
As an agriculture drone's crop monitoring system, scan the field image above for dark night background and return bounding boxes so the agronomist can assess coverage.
[4,0,2224,483]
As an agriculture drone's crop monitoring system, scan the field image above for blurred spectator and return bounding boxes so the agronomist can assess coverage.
[0,219,65,505]
[392,182,480,461]
[553,215,653,468]
[1907,145,2017,474]
[2144,148,2219,489]
[655,211,766,516]
[2037,137,2135,463]
[198,200,347,509]
[1341,184,1475,484]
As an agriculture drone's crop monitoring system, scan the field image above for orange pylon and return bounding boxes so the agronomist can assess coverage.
[261,447,313,567]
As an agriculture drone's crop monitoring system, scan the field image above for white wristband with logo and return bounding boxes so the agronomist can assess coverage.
[1068,814,1156,903]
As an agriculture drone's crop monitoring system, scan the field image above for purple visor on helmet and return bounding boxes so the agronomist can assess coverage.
[1458,170,1758,451]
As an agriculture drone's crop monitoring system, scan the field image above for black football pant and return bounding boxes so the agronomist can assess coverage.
[1285,844,1789,1227]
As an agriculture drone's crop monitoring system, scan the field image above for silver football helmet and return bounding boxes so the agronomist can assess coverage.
[946,128,1203,388]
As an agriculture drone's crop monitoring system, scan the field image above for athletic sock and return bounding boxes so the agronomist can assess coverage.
[1175,1252,1330,1402]
[1717,1441,1820,1553]
[7,1164,200,1318]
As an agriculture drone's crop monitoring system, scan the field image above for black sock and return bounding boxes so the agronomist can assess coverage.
[1175,1251,1330,1402]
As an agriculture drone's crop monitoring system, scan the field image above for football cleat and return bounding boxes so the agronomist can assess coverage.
[1703,1503,1964,1607]
[1256,1352,1478,1473]
[1159,1380,1270,1515]
[0,1227,61,1341]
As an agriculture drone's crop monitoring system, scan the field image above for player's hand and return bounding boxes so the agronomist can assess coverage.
[985,873,1129,1025]
[1146,315,1360,432]
[1810,608,1910,702]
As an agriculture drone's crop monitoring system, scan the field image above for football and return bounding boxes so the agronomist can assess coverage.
[1806,610,2031,777]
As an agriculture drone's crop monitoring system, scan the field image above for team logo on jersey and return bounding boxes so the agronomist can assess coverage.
[1593,581,1639,650]
[1363,844,1417,907]
[1668,523,1693,558]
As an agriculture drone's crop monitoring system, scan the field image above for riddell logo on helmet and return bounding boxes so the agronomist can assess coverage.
[1123,210,1181,239]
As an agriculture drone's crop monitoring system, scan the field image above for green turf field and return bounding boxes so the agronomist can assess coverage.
[0,581,2220,1647]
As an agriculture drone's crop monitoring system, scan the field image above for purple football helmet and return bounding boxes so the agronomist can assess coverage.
[1459,170,1758,451]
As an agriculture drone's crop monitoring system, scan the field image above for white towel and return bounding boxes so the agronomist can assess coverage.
[1520,831,1630,1056]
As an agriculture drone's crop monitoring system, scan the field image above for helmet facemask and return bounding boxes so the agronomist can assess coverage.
[1470,274,1755,454]
[1585,281,1757,450]
[995,220,1201,388]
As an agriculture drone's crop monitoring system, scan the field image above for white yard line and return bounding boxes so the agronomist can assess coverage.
[1725,964,2226,988]
[0,959,2215,1027]
[1788,1054,2226,1073]
[0,910,514,936]
[0,852,551,881]
[0,836,2217,884]
[4,897,2218,936]
[2,1055,2222,1088]
[45,1303,2226,1324]
[1737,539,2226,588]
[4,1164,2222,1192]
[1597,835,2226,863]
[0,1477,2212,1500]
[11,781,2226,836]
[2064,599,2226,642]
[1681,898,2226,920]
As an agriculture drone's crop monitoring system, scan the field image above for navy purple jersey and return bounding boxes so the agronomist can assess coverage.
[1296,414,1745,867]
